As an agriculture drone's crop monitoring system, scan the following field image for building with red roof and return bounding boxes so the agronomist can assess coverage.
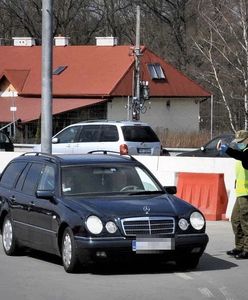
[0,37,211,143]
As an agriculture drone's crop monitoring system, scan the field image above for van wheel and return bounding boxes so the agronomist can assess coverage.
[62,227,81,273]
[2,215,19,255]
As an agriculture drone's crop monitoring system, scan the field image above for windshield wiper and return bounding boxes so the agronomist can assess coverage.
[128,191,164,195]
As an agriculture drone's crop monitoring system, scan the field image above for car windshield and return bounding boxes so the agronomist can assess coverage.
[205,135,234,150]
[61,164,163,196]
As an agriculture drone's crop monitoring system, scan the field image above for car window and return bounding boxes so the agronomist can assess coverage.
[61,164,162,195]
[78,125,101,142]
[0,162,27,188]
[56,126,81,143]
[99,125,119,142]
[122,126,159,142]
[38,165,55,191]
[22,163,43,195]
[0,132,9,143]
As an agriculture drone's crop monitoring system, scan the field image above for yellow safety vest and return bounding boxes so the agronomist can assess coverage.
[236,157,248,197]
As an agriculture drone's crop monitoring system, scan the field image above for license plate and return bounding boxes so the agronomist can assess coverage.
[132,237,174,253]
[138,148,151,154]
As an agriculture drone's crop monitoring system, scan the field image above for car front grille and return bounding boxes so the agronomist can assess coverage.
[121,217,175,236]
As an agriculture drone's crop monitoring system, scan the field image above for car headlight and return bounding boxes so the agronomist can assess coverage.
[190,212,205,230]
[86,216,103,234]
[178,218,189,230]
[105,221,118,234]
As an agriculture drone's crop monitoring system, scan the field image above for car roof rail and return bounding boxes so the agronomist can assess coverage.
[21,152,60,162]
[87,150,135,160]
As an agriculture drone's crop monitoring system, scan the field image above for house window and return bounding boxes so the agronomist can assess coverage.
[53,66,67,75]
[147,63,165,80]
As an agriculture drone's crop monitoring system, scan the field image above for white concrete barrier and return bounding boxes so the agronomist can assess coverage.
[0,152,236,219]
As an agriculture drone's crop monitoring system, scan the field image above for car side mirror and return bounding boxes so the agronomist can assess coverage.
[164,186,177,194]
[36,190,56,202]
[52,137,59,144]
[200,146,205,152]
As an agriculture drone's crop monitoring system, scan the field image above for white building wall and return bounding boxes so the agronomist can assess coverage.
[107,97,200,132]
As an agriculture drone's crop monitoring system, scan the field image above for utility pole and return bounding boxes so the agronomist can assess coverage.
[132,5,141,121]
[41,0,53,153]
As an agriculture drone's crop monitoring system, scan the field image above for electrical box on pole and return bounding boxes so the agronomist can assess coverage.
[132,6,150,120]
[132,6,141,121]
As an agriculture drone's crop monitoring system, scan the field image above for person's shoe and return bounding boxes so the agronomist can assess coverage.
[226,248,242,256]
[235,251,248,259]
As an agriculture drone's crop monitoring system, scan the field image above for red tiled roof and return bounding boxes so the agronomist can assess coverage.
[0,69,30,92]
[0,45,210,98]
[0,97,106,123]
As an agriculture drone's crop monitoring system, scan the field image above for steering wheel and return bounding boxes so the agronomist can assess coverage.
[120,185,139,192]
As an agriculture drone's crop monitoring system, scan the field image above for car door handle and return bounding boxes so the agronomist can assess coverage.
[28,201,35,206]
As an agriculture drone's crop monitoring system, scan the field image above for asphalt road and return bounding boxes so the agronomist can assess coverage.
[0,221,247,300]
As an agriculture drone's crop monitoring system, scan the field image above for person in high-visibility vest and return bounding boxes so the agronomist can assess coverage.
[218,130,248,259]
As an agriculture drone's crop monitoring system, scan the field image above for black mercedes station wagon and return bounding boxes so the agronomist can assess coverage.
[0,152,208,273]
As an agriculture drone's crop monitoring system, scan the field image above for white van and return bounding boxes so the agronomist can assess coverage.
[34,121,162,155]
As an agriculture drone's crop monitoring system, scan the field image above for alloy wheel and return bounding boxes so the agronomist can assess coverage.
[3,219,13,252]
[62,233,72,269]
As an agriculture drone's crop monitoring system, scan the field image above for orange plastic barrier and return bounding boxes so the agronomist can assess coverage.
[176,173,228,221]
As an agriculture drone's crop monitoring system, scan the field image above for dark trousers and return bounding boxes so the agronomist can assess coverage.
[231,196,248,252]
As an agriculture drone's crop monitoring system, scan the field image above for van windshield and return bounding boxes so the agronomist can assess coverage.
[121,126,159,142]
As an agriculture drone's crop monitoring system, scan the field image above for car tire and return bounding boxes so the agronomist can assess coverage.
[176,255,200,270]
[2,214,19,256]
[61,227,81,273]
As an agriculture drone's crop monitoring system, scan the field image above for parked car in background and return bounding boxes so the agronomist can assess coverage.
[0,152,208,273]
[177,134,235,157]
[34,120,164,156]
[0,131,14,152]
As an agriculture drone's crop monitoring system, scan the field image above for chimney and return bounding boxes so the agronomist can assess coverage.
[54,36,70,46]
[95,37,118,46]
[12,37,36,46]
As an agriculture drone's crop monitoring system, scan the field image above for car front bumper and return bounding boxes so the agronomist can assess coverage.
[74,233,209,259]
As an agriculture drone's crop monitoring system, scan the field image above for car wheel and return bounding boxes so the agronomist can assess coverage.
[2,215,19,255]
[62,227,80,273]
[176,255,200,270]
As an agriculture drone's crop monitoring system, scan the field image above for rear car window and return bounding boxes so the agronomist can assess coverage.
[78,125,119,142]
[22,163,43,195]
[0,162,27,188]
[78,125,101,142]
[99,125,118,142]
[121,126,159,142]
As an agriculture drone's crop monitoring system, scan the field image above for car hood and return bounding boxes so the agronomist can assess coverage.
[64,193,195,219]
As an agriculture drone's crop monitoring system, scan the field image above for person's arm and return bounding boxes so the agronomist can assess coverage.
[217,141,248,160]
[225,147,248,160]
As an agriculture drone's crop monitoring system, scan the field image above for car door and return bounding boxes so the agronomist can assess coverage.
[52,125,81,154]
[74,124,102,153]
[0,161,30,242]
[23,163,57,252]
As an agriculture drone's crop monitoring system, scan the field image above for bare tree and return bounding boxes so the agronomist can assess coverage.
[134,0,192,71]
[194,0,248,132]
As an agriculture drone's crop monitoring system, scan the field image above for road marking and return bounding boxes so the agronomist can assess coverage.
[198,287,214,298]
[176,273,193,280]
[219,286,234,300]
